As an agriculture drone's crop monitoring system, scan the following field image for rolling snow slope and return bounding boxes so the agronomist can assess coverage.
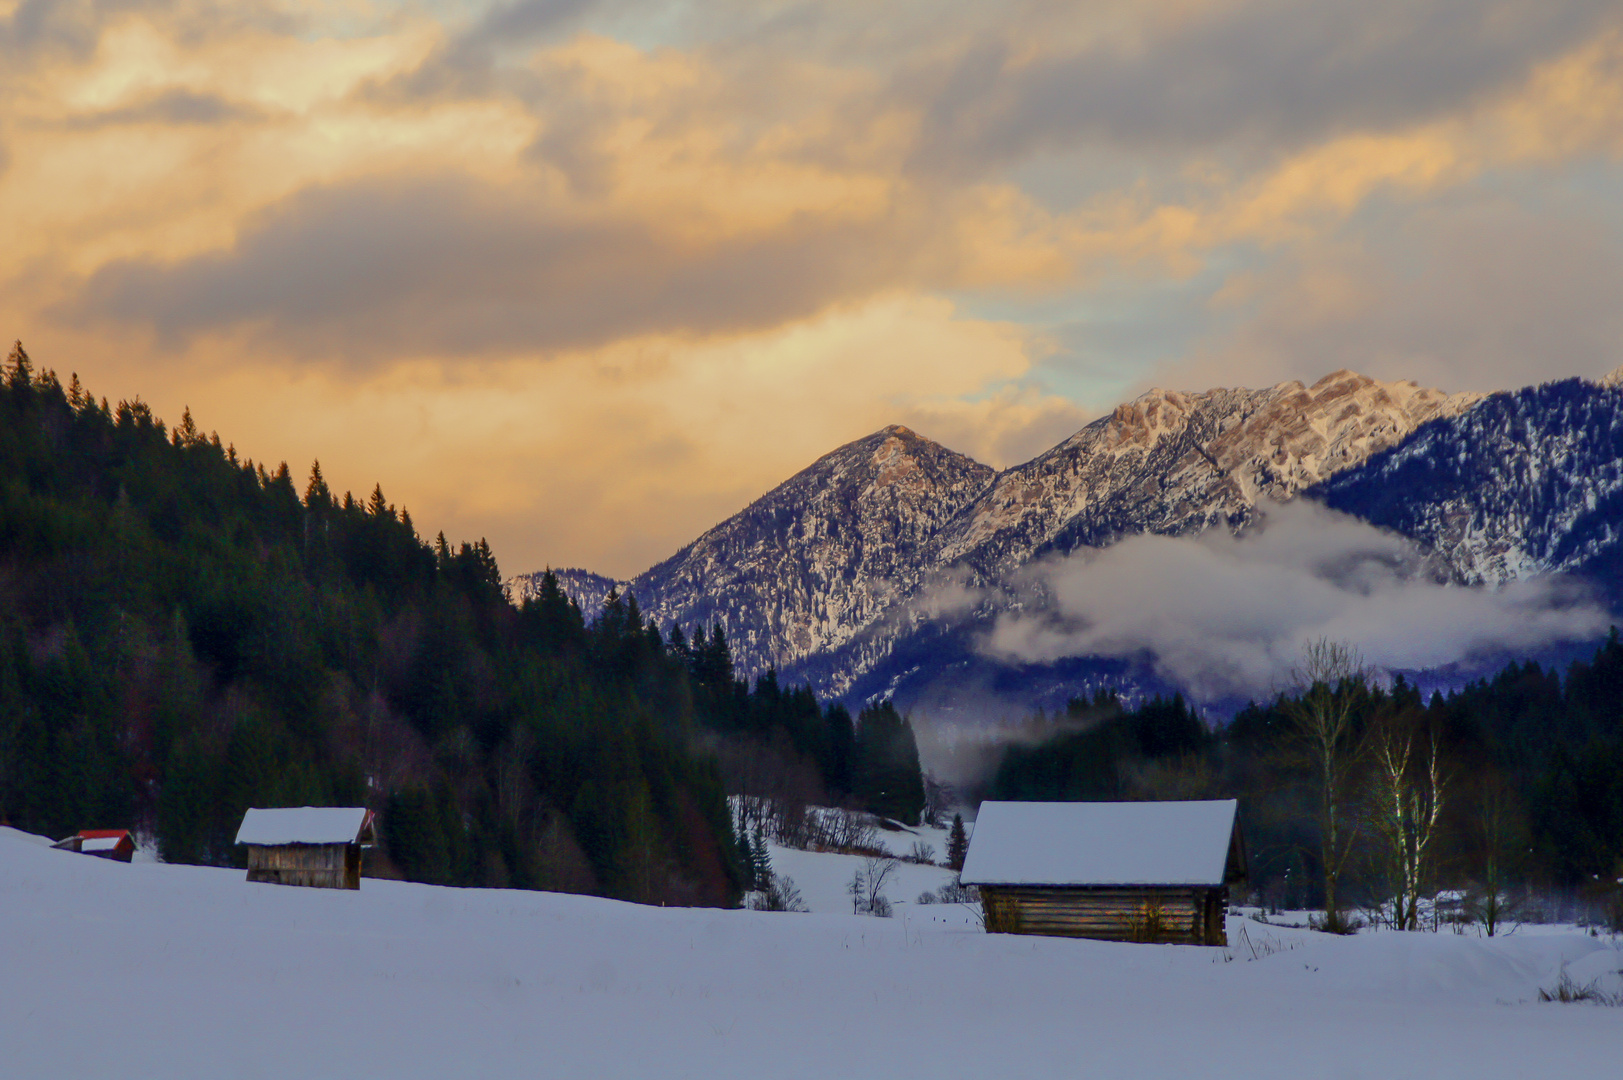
[4,827,1620,1080]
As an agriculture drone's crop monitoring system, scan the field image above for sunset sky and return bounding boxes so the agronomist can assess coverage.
[4,0,1622,578]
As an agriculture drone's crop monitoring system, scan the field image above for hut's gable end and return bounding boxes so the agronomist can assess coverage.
[1226,816,1249,886]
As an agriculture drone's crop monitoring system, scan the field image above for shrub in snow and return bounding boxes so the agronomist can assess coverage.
[1539,970,1622,1006]
[916,879,979,907]
[749,875,809,913]
[930,877,979,905]
[1310,909,1364,935]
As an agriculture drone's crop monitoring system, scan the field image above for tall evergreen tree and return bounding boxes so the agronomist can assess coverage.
[946,813,969,871]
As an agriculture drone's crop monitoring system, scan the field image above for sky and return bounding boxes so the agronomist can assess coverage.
[4,0,1622,578]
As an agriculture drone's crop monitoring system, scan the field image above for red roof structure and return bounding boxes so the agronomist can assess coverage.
[52,829,136,862]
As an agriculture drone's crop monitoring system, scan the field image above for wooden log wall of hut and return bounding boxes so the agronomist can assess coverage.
[245,843,362,890]
[980,886,1230,945]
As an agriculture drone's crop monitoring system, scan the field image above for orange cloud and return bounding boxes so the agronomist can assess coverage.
[3,0,1622,579]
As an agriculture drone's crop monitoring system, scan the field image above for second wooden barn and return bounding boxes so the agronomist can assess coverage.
[235,806,376,890]
[959,800,1246,946]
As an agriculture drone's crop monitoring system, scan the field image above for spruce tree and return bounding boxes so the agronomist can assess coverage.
[304,460,332,508]
[946,813,969,871]
[6,340,32,390]
[751,823,773,890]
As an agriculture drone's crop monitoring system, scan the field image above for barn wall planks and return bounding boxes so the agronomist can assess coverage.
[245,843,361,889]
[980,886,1229,945]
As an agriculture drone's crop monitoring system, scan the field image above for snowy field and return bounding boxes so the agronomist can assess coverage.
[4,826,1620,1080]
[762,816,974,920]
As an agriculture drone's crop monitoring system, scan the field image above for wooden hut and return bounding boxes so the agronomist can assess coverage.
[959,800,1246,946]
[235,807,376,890]
[51,829,136,862]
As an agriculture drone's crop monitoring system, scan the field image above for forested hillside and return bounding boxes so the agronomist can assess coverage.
[0,343,925,905]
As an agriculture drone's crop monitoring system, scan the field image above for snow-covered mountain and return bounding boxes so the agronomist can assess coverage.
[1317,376,1623,590]
[511,426,994,671]
[511,369,1505,701]
[929,370,1479,577]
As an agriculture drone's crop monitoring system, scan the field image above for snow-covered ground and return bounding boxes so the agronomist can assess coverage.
[4,826,1620,1079]
[761,816,973,920]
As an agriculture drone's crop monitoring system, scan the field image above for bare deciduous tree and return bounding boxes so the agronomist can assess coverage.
[1368,714,1447,930]
[848,856,899,916]
[1466,773,1522,937]
[921,773,952,827]
[1283,639,1369,933]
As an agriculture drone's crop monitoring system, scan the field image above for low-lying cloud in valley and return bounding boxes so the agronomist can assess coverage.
[982,501,1611,701]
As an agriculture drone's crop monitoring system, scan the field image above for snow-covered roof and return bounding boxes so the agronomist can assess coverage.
[959,800,1241,887]
[81,836,126,853]
[236,807,373,847]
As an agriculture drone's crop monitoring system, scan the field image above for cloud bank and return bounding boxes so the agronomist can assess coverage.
[982,501,1611,701]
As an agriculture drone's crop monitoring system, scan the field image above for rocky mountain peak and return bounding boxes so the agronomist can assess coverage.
[1100,387,1204,452]
[1207,370,1482,504]
[511,368,1494,698]
[579,423,997,675]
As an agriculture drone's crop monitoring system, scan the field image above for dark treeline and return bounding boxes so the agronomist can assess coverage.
[0,343,925,905]
[989,639,1623,920]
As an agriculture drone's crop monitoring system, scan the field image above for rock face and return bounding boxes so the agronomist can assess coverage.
[1316,377,1623,590]
[511,369,1495,701]
[932,370,1480,577]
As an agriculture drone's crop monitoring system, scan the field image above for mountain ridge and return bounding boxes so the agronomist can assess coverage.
[513,368,1500,701]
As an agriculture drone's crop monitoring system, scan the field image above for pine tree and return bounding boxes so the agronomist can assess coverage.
[6,340,33,390]
[304,460,332,508]
[174,407,200,447]
[946,813,969,871]
[751,822,773,890]
[734,806,755,891]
